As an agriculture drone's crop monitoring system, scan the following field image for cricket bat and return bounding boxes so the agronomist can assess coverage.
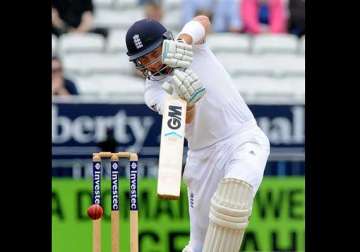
[157,94,187,200]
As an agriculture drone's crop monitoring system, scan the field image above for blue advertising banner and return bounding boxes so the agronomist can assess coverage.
[52,100,304,176]
[53,102,304,151]
[52,103,162,150]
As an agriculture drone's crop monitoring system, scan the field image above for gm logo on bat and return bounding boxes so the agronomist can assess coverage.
[167,105,182,130]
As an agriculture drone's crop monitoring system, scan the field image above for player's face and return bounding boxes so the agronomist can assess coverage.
[138,46,163,73]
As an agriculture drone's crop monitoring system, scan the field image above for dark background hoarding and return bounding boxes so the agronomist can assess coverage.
[52,102,304,154]
[52,101,304,177]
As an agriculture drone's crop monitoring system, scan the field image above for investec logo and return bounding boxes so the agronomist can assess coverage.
[93,163,101,204]
[111,162,119,210]
[129,162,138,210]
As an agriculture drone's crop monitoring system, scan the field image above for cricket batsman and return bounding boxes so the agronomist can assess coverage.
[125,16,270,252]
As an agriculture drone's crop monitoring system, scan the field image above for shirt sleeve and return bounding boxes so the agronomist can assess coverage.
[144,80,167,115]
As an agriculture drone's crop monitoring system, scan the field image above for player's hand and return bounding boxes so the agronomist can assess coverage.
[162,68,206,106]
[161,40,193,68]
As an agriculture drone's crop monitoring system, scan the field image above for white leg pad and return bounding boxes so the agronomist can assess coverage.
[202,178,253,252]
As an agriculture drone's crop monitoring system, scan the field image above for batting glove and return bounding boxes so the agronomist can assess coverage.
[161,39,193,68]
[162,68,206,106]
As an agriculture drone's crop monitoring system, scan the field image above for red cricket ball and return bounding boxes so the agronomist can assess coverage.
[87,204,104,220]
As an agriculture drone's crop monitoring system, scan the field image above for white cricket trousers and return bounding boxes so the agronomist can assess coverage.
[183,125,270,252]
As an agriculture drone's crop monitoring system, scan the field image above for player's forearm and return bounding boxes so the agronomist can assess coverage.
[186,104,195,124]
[193,15,211,35]
[177,15,211,45]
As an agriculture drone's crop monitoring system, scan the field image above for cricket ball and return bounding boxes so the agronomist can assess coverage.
[87,204,104,220]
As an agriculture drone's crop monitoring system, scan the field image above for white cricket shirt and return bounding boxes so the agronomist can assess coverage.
[144,42,257,150]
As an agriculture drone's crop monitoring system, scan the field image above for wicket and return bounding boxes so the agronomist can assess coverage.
[90,152,139,252]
